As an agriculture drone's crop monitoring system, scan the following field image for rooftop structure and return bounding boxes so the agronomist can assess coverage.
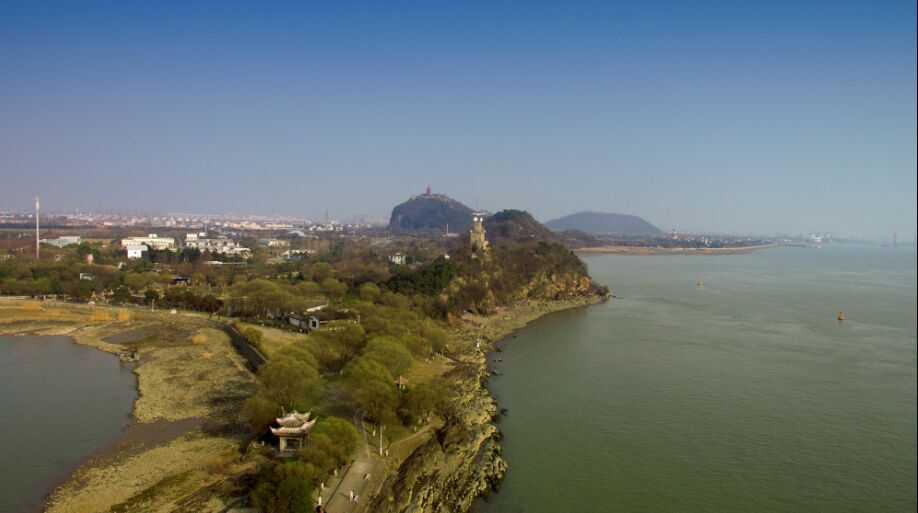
[40,235,81,248]
[126,244,148,259]
[121,234,175,250]
[281,249,315,261]
[470,214,489,256]
[184,234,248,254]
[258,238,290,247]
[270,411,317,454]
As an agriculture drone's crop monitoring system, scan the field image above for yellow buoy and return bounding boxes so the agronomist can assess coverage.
[837,311,846,321]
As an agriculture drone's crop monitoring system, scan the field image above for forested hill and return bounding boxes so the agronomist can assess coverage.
[483,209,556,244]
[389,193,475,232]
[545,211,662,237]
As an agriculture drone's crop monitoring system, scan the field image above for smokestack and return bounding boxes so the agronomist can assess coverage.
[35,196,40,259]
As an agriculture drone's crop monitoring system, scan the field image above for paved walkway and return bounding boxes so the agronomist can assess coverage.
[319,458,385,513]
[316,414,388,513]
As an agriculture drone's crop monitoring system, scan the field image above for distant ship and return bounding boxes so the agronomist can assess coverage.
[881,230,898,248]
[804,234,823,248]
[838,311,846,321]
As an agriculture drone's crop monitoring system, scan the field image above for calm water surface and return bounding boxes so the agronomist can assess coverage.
[0,336,137,513]
[481,245,916,513]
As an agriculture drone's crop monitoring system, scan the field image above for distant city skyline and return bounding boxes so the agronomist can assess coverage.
[1,1,915,240]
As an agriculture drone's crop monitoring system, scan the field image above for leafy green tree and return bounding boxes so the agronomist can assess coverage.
[123,272,153,291]
[320,277,347,302]
[241,393,280,434]
[251,461,322,513]
[306,321,367,372]
[363,336,414,376]
[358,282,382,302]
[345,357,399,424]
[258,357,321,410]
[75,242,92,258]
[112,285,132,304]
[294,280,321,297]
[309,262,334,283]
[297,442,336,473]
[311,417,360,462]
[400,379,452,424]
[273,344,318,369]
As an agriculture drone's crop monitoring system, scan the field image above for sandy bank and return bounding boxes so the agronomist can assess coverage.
[0,301,259,512]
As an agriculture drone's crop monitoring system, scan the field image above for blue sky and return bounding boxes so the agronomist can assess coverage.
[1,0,915,239]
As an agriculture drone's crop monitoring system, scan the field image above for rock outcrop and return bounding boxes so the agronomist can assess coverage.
[389,192,476,232]
[370,295,607,513]
[370,351,506,512]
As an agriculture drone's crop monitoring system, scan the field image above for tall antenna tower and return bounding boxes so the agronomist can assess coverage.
[34,196,40,258]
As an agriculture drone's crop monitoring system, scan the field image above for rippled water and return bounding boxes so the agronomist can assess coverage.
[0,336,137,513]
[481,245,916,513]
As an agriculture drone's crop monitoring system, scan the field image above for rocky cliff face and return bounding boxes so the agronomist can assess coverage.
[370,295,606,513]
[369,352,506,513]
[520,270,592,300]
[442,264,593,315]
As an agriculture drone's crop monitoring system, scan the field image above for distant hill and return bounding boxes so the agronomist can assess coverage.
[483,209,557,244]
[545,211,662,237]
[389,191,475,232]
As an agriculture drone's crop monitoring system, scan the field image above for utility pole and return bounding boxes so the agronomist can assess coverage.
[35,196,40,259]
[379,425,385,455]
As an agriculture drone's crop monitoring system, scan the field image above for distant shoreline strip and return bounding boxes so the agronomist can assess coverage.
[574,243,782,255]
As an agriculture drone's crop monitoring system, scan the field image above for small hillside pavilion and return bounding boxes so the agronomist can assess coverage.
[271,411,316,454]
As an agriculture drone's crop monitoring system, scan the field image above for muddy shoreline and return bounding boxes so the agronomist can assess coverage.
[0,332,207,513]
[0,302,257,513]
[0,333,140,513]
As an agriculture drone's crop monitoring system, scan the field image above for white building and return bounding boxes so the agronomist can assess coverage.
[40,235,81,248]
[121,234,175,250]
[126,244,148,259]
[281,249,315,261]
[184,234,245,254]
[258,238,289,247]
[388,252,406,265]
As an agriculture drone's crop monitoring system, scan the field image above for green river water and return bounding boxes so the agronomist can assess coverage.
[480,245,916,513]
[0,336,137,513]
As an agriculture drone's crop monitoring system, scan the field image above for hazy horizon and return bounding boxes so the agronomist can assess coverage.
[2,1,915,240]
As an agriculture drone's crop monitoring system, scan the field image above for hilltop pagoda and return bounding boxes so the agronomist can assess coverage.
[469,214,489,257]
[271,411,316,454]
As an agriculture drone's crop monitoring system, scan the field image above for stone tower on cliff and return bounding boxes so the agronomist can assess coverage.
[469,214,489,256]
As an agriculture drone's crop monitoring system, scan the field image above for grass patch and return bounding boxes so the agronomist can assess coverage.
[109,470,193,512]
[236,322,308,359]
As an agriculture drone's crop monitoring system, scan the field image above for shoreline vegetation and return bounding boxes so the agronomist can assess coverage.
[0,209,608,512]
[575,243,782,255]
[0,292,605,513]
